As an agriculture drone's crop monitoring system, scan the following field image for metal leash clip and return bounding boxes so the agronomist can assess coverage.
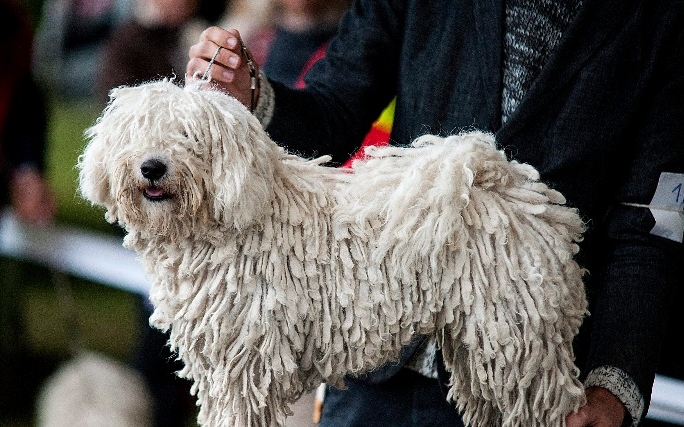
[201,46,223,82]
[241,41,259,112]
[199,41,259,112]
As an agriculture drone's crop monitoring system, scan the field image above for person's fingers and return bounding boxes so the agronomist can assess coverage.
[199,26,239,45]
[186,27,259,110]
[186,56,237,85]
[565,387,626,427]
[187,42,212,79]
[197,27,244,62]
[187,34,245,81]
[565,407,590,427]
[212,44,246,72]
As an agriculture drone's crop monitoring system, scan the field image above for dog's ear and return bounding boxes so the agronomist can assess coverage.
[202,93,277,230]
[78,123,117,220]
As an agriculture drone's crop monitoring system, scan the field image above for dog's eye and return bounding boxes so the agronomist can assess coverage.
[180,130,198,143]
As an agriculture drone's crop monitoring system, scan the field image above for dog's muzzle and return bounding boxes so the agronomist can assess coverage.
[140,159,171,201]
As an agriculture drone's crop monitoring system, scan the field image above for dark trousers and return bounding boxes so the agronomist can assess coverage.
[133,298,194,427]
[320,368,466,427]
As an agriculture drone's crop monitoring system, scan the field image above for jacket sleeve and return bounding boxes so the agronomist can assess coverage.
[263,0,404,165]
[581,15,684,424]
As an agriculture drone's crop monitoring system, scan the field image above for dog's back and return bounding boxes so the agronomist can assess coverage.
[332,132,588,426]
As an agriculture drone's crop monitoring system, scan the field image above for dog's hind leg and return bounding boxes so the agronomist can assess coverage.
[438,328,502,427]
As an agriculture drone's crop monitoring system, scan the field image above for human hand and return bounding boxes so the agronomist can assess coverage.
[566,387,627,427]
[185,27,260,111]
[10,167,57,224]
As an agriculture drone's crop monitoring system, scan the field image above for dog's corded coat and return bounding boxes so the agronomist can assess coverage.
[78,80,588,427]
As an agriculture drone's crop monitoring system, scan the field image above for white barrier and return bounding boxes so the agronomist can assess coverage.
[650,375,684,425]
[1,209,683,424]
[0,209,149,295]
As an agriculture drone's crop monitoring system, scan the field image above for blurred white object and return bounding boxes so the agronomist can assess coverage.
[646,374,684,425]
[36,351,153,427]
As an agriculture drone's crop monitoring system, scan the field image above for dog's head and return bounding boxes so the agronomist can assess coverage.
[78,80,280,239]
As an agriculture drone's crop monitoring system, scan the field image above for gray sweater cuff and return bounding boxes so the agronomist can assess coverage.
[584,366,644,426]
[253,72,274,128]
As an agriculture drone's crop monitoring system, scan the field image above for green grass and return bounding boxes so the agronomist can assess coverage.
[21,273,139,360]
[0,258,140,426]
[45,98,112,232]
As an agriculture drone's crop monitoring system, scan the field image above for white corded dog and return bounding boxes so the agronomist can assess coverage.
[78,80,588,427]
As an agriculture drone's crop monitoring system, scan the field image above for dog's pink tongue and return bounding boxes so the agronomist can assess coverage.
[146,187,164,197]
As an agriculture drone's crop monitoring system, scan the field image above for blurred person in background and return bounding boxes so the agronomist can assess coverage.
[245,0,352,88]
[1,0,56,225]
[33,0,131,100]
[217,0,271,46]
[0,0,57,421]
[95,0,228,105]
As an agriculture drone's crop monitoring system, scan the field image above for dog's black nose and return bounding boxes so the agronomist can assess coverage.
[140,159,167,181]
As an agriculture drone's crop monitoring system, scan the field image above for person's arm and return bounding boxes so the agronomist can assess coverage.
[3,74,56,223]
[568,19,684,426]
[185,0,403,164]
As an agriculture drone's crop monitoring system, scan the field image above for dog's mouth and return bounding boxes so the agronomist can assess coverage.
[139,158,173,201]
[142,184,172,201]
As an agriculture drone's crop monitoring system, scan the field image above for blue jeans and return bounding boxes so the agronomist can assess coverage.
[320,368,466,427]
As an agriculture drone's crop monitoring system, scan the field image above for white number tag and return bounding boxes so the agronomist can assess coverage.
[648,172,684,243]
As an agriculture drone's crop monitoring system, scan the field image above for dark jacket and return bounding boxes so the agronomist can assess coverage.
[0,0,49,204]
[264,0,684,416]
